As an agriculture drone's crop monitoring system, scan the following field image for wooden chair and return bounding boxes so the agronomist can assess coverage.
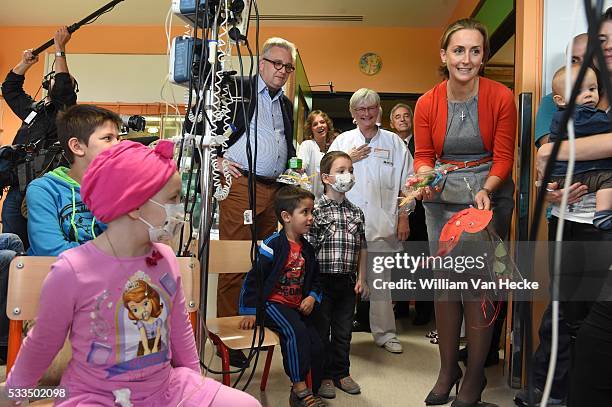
[5,255,200,374]
[6,243,282,394]
[206,240,280,391]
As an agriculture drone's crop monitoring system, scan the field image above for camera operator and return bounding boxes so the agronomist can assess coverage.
[1,26,77,249]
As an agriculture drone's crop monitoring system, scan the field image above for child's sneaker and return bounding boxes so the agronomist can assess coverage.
[314,396,328,406]
[335,376,361,394]
[289,388,319,407]
[318,380,336,399]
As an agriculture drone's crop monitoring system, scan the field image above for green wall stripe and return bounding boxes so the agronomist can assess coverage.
[474,0,514,34]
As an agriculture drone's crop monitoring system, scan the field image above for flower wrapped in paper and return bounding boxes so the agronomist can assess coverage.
[276,169,313,191]
[398,163,455,214]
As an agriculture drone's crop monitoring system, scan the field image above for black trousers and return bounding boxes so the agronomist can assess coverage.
[547,216,612,403]
[314,274,356,381]
[548,217,612,336]
[569,302,612,406]
[264,302,324,392]
[525,217,573,399]
[532,304,571,399]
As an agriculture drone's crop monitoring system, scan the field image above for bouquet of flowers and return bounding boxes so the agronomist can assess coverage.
[398,164,455,214]
[276,169,313,191]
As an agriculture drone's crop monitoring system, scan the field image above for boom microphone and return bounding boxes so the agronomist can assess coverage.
[32,0,126,56]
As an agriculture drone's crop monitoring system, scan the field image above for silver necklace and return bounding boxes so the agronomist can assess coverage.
[105,232,122,261]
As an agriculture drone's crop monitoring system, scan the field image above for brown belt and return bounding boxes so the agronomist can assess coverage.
[438,156,492,170]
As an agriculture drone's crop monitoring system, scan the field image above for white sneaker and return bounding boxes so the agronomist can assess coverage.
[382,338,403,353]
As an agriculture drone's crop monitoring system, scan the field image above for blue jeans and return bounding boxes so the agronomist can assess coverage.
[0,233,24,348]
[1,188,28,250]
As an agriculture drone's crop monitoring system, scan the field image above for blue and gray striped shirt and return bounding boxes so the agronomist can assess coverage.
[225,76,288,177]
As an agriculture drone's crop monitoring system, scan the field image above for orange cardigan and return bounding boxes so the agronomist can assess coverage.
[413,77,517,180]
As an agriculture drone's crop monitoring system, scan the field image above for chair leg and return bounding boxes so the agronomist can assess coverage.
[189,311,196,334]
[7,320,23,374]
[306,370,312,389]
[260,345,275,391]
[218,343,231,386]
[207,331,231,386]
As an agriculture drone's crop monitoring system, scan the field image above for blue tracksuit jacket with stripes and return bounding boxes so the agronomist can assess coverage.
[239,229,322,315]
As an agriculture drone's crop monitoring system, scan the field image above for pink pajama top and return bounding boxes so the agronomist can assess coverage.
[6,242,220,406]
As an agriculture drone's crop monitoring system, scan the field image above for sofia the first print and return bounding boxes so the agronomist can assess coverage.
[117,272,171,363]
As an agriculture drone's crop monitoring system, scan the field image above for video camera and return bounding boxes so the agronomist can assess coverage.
[120,115,146,134]
[0,142,65,195]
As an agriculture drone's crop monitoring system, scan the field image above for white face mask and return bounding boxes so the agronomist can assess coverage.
[330,172,355,193]
[139,199,185,243]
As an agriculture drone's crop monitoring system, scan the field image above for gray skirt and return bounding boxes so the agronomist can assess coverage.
[423,161,515,255]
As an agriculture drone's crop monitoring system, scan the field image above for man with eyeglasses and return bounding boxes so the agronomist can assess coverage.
[389,103,434,326]
[215,37,297,368]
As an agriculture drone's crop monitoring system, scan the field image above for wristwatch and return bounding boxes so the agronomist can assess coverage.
[55,51,66,57]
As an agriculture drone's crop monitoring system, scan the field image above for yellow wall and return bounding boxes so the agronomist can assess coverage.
[249,26,443,94]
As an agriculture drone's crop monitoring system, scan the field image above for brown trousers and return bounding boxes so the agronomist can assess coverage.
[217,176,279,317]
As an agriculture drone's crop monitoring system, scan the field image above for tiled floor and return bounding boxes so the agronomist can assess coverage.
[1,318,520,407]
[205,318,518,407]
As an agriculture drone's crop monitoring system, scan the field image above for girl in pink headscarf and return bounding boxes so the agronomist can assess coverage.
[4,140,261,407]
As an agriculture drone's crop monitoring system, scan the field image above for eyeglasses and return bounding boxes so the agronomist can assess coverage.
[353,106,379,114]
[393,114,412,120]
[263,58,295,73]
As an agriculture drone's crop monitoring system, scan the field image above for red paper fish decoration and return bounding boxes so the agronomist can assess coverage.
[437,208,493,256]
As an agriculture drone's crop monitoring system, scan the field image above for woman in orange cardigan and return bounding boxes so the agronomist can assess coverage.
[414,19,516,407]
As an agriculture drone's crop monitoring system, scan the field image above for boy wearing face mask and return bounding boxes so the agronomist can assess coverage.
[306,151,367,399]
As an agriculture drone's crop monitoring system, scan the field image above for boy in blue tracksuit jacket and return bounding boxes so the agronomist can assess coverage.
[26,105,121,256]
[239,185,324,407]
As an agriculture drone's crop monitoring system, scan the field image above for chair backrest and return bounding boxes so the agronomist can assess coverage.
[208,240,256,274]
[6,256,55,321]
[177,256,200,313]
[6,256,201,320]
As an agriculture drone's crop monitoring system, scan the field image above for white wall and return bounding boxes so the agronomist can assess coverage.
[44,54,254,104]
[543,0,612,95]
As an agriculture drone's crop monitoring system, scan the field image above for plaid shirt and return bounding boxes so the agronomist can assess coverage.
[306,194,366,275]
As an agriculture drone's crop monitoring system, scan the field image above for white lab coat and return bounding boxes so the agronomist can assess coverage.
[329,127,412,243]
[329,127,413,346]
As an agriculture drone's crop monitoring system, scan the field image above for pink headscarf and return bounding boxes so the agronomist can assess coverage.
[81,140,177,223]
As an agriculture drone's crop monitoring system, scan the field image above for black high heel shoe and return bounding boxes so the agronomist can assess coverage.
[424,369,463,406]
[451,377,488,407]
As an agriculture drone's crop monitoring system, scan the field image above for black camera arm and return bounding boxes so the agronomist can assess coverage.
[32,0,126,56]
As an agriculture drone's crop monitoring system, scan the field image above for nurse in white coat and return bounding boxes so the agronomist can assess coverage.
[329,88,412,353]
[297,110,335,199]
